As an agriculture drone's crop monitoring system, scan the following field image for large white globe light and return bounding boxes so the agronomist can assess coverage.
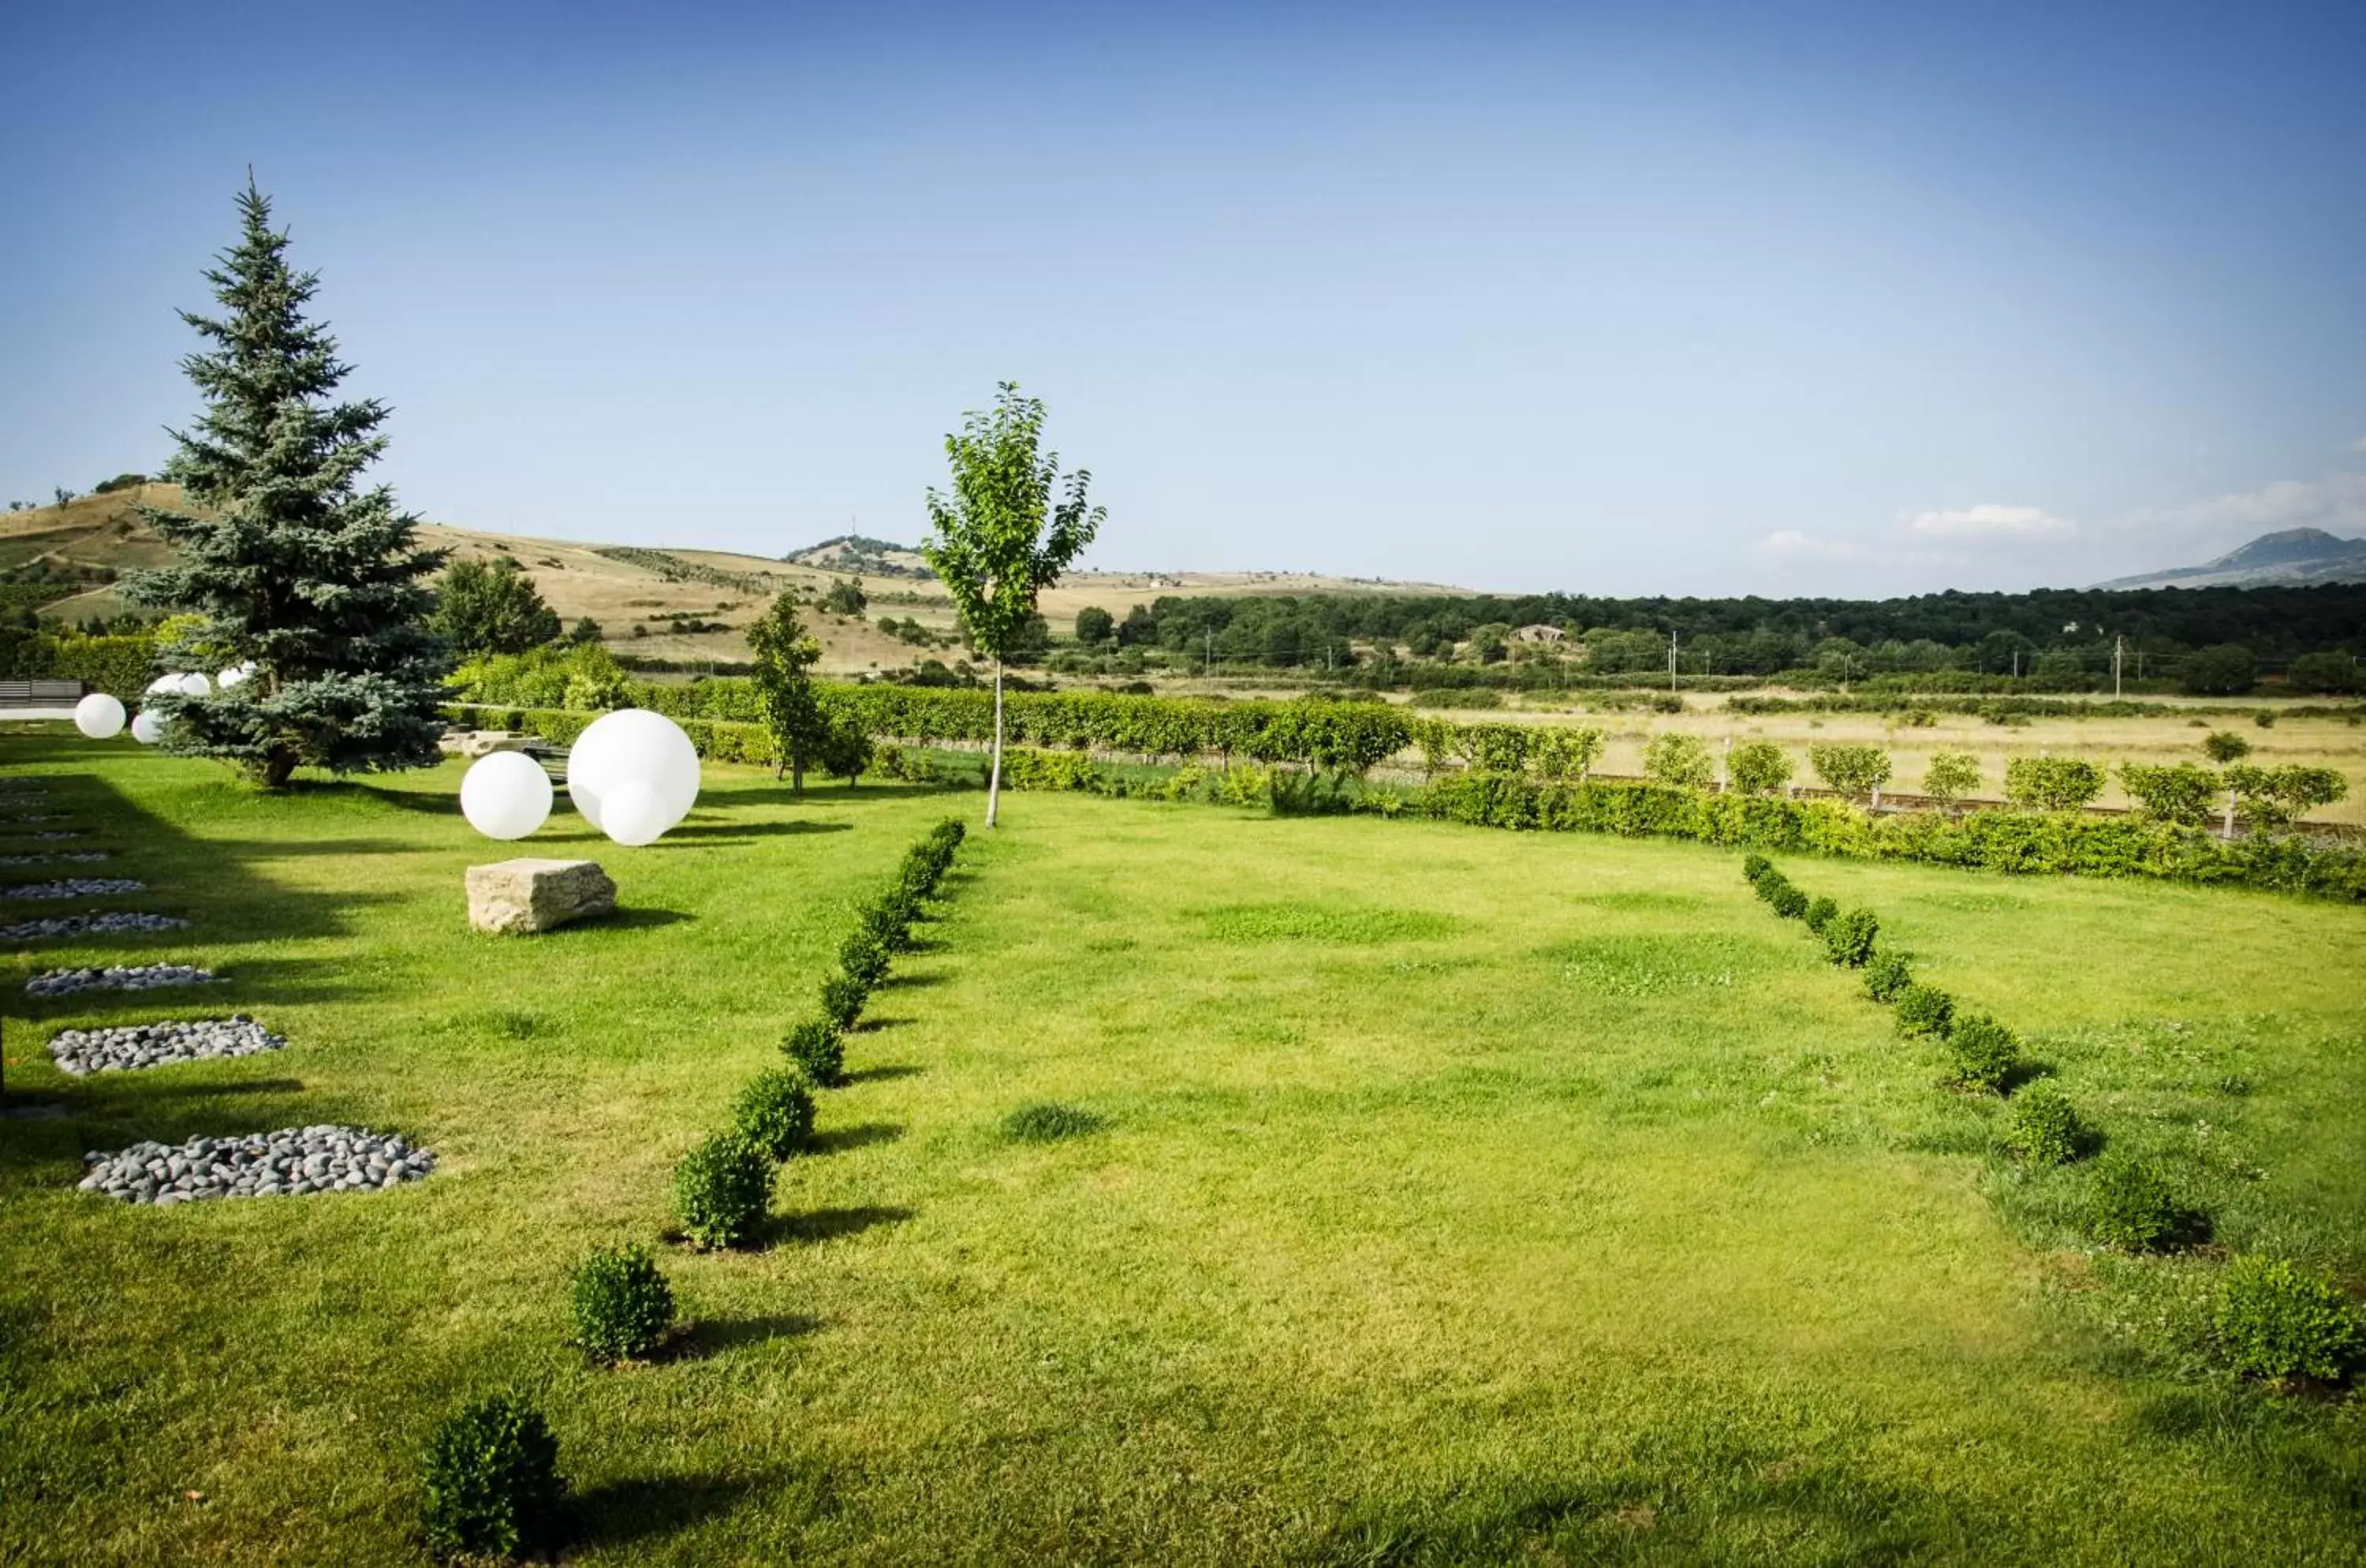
[599,778,671,847]
[145,674,182,696]
[460,751,554,841]
[174,672,211,697]
[565,708,700,834]
[73,693,126,739]
[130,710,166,745]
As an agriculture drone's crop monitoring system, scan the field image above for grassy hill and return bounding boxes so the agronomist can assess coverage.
[1,487,1467,675]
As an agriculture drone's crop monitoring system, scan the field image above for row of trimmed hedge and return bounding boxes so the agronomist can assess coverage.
[1741,854,2363,1388]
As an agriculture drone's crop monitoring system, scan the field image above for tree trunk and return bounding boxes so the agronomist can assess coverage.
[986,659,1006,828]
[259,745,297,790]
[792,753,805,794]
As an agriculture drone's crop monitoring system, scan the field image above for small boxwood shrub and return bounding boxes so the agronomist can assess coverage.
[1741,853,1773,884]
[1753,870,1791,905]
[733,1066,818,1159]
[1771,883,1809,920]
[1862,951,1913,1002]
[1947,1012,2019,1092]
[838,928,892,987]
[819,970,870,1030]
[569,1244,674,1362]
[782,1017,845,1086]
[420,1391,566,1562]
[1822,907,1879,968]
[2000,1081,2087,1164]
[1002,1103,1106,1143]
[672,1133,775,1249]
[2217,1256,2363,1383]
[1893,983,1954,1039]
[2088,1155,2181,1251]
[864,889,919,950]
[1804,896,1838,934]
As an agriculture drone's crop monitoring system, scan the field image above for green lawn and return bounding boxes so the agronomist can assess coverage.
[2,726,2360,1565]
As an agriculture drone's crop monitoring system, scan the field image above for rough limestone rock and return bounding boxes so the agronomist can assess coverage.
[467,858,616,935]
[440,730,535,759]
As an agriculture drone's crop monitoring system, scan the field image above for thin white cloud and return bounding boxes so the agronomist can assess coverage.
[1759,529,1856,559]
[2130,472,2366,538]
[1901,503,2076,539]
[2349,435,2366,454]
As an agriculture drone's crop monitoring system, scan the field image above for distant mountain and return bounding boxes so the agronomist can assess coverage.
[2093,528,2366,589]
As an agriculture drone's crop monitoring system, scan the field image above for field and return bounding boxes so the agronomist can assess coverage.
[2,730,2363,1565]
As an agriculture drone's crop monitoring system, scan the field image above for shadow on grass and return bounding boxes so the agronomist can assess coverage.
[806,1122,904,1156]
[671,1312,823,1359]
[661,819,852,842]
[569,1472,766,1547]
[841,1064,923,1084]
[875,969,944,991]
[125,1075,306,1098]
[763,1204,913,1245]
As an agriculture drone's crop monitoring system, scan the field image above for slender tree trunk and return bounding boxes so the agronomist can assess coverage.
[259,745,297,790]
[986,659,1006,828]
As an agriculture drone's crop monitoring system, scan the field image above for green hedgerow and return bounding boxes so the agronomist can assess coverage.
[864,889,919,950]
[2000,1081,2087,1165]
[1893,983,1954,1040]
[1822,907,1879,968]
[782,1017,845,1087]
[1948,1012,2020,1092]
[1002,1103,1106,1143]
[1771,883,1808,920]
[569,1244,675,1362]
[1862,951,1913,1003]
[819,970,870,1030]
[1804,896,1838,934]
[672,1133,775,1249]
[2217,1256,2364,1383]
[420,1391,566,1562]
[2089,1155,2182,1251]
[1741,853,1773,884]
[733,1066,818,1160]
[838,927,892,987]
[1753,871,1790,905]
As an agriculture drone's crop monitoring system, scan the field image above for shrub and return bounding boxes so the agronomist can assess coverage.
[2287,651,2364,696]
[2200,730,2252,764]
[1741,853,1773,884]
[1822,907,1879,968]
[2088,1155,2181,1251]
[1808,742,1893,799]
[1804,896,1838,935]
[863,889,919,950]
[2000,1081,2088,1165]
[1727,741,1792,796]
[1752,867,1789,903]
[1642,732,1714,789]
[672,1133,775,1249]
[782,1017,845,1086]
[1003,1103,1106,1142]
[2225,763,2349,828]
[2182,644,2256,696]
[420,1391,566,1561]
[2004,756,2106,812]
[2217,1256,2363,1383]
[1921,750,1980,807]
[1894,984,1954,1039]
[838,928,892,987]
[733,1066,818,1159]
[1947,1012,2019,1092]
[569,1245,675,1361]
[1770,883,1808,920]
[819,971,869,1030]
[1863,951,1913,1003]
[2118,761,2218,827]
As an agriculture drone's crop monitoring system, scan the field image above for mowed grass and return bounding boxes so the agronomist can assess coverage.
[1,727,2362,1566]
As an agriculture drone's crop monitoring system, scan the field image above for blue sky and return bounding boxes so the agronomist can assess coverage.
[3,1,2361,595]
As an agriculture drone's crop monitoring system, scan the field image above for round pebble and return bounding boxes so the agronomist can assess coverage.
[0,912,188,942]
[78,1126,435,1204]
[49,1016,285,1075]
[1,878,145,901]
[25,964,222,998]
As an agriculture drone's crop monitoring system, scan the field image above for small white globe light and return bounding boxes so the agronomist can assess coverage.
[217,662,256,689]
[460,751,554,841]
[73,693,127,739]
[174,672,211,697]
[600,778,670,846]
[130,710,166,745]
[565,708,701,833]
[146,674,182,696]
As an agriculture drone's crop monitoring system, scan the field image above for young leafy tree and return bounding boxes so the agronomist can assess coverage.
[432,557,560,655]
[922,383,1105,827]
[1808,743,1893,802]
[129,179,447,787]
[746,592,827,789]
[1727,740,1793,796]
[1922,750,1981,809]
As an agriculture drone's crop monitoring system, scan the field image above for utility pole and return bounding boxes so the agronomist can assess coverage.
[1668,631,1678,695]
[1204,630,1213,678]
[2113,635,2124,700]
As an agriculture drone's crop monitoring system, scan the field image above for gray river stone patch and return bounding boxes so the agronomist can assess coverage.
[25,964,222,997]
[2,878,145,901]
[49,1016,285,1075]
[28,831,84,841]
[79,1126,435,1204]
[0,912,188,942]
[0,851,110,865]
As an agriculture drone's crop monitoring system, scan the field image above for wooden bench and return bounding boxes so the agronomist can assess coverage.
[0,679,89,708]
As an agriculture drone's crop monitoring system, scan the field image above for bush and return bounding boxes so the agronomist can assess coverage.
[1803,895,1838,934]
[1752,867,1789,903]
[1727,741,1792,796]
[1770,883,1808,920]
[1894,984,1954,1040]
[819,971,870,1030]
[2119,761,2218,827]
[1740,852,1773,883]
[2217,1256,2363,1383]
[838,928,892,987]
[2088,1155,2181,1251]
[1003,1103,1106,1142]
[1863,951,1913,1003]
[1808,742,1893,799]
[1921,750,1980,807]
[2000,1081,2088,1165]
[2182,643,2256,696]
[1642,732,1713,789]
[2225,763,2349,829]
[1947,1012,2019,1092]
[733,1066,818,1159]
[569,1245,675,1361]
[672,1133,775,1249]
[782,1017,845,1086]
[1823,907,1879,968]
[2200,730,2252,764]
[863,888,919,950]
[420,1391,566,1561]
[2287,651,2365,695]
[2004,756,2106,812]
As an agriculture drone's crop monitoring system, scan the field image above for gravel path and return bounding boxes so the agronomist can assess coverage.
[48,1016,285,1075]
[25,964,222,997]
[1,912,188,942]
[1,878,146,901]
[79,1126,435,1204]
[0,852,110,866]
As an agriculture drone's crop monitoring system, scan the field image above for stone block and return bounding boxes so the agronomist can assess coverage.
[466,858,616,935]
